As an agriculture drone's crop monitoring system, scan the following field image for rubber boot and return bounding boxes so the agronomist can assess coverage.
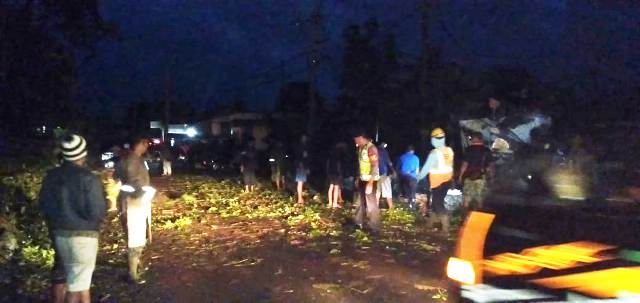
[440,214,450,235]
[128,247,144,284]
[128,255,139,282]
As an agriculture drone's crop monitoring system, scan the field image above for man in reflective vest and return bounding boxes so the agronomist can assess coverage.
[418,127,454,234]
[353,130,381,232]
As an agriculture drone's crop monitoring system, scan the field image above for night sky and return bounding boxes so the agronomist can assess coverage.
[78,1,640,114]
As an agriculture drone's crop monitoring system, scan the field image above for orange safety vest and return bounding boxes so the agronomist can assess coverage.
[429,146,454,189]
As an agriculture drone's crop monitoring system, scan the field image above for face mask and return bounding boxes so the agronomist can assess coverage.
[431,137,445,148]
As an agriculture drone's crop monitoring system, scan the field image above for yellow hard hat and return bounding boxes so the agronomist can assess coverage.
[431,127,446,138]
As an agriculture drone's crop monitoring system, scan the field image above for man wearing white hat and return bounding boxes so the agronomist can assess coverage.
[40,134,107,303]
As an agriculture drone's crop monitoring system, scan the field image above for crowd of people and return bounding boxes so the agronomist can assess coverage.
[39,135,156,303]
[37,122,500,302]
[244,126,496,236]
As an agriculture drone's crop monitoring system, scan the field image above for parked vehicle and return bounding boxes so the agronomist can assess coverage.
[447,133,640,302]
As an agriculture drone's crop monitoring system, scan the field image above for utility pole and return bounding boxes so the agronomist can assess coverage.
[306,0,323,135]
[162,73,172,142]
[162,55,177,142]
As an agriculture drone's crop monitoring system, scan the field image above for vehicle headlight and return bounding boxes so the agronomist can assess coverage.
[447,257,476,285]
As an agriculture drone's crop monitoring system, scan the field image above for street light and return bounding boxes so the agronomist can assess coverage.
[186,127,197,138]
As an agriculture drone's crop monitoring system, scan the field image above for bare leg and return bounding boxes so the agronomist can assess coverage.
[297,181,304,204]
[386,198,394,209]
[66,290,91,303]
[327,184,334,207]
[440,214,450,234]
[52,283,65,303]
[333,185,341,208]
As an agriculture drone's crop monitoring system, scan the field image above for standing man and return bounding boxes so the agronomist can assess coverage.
[269,141,286,191]
[114,137,155,284]
[353,131,381,232]
[160,143,173,176]
[294,135,310,204]
[397,145,420,210]
[488,97,506,123]
[376,142,394,209]
[458,132,494,210]
[40,134,107,303]
[418,128,454,234]
[240,142,257,193]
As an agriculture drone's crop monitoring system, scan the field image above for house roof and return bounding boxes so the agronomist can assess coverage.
[208,112,265,123]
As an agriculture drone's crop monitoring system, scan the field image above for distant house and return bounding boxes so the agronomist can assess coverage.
[201,112,270,150]
[149,121,199,141]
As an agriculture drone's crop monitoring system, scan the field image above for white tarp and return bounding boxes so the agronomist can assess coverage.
[459,113,552,149]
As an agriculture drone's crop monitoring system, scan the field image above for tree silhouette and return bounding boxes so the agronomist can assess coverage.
[0,1,116,137]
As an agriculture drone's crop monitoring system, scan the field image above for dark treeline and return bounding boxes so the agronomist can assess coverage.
[2,4,639,163]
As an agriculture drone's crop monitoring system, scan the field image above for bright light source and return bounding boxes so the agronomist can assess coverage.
[101,152,114,161]
[269,158,276,162]
[120,185,135,193]
[447,257,476,285]
[105,161,115,169]
[152,138,161,144]
[170,138,175,147]
[186,127,197,137]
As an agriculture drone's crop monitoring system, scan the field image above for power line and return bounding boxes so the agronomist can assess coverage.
[213,6,420,99]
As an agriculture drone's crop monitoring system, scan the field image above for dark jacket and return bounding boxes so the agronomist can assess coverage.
[39,162,107,235]
[378,146,393,176]
[114,153,150,191]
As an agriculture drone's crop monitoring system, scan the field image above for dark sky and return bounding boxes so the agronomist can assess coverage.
[77,1,640,114]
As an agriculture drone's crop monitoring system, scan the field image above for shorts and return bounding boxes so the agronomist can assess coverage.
[49,231,66,284]
[295,168,308,183]
[463,178,487,203]
[243,172,257,185]
[431,182,451,214]
[54,235,98,292]
[377,175,392,198]
[328,175,342,186]
[51,253,66,284]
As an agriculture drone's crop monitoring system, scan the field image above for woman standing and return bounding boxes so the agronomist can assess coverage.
[326,143,346,208]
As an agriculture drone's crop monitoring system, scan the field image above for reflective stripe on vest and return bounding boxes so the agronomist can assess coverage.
[359,142,379,181]
[429,147,454,189]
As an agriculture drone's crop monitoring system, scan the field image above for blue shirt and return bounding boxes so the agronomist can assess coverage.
[397,152,420,178]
